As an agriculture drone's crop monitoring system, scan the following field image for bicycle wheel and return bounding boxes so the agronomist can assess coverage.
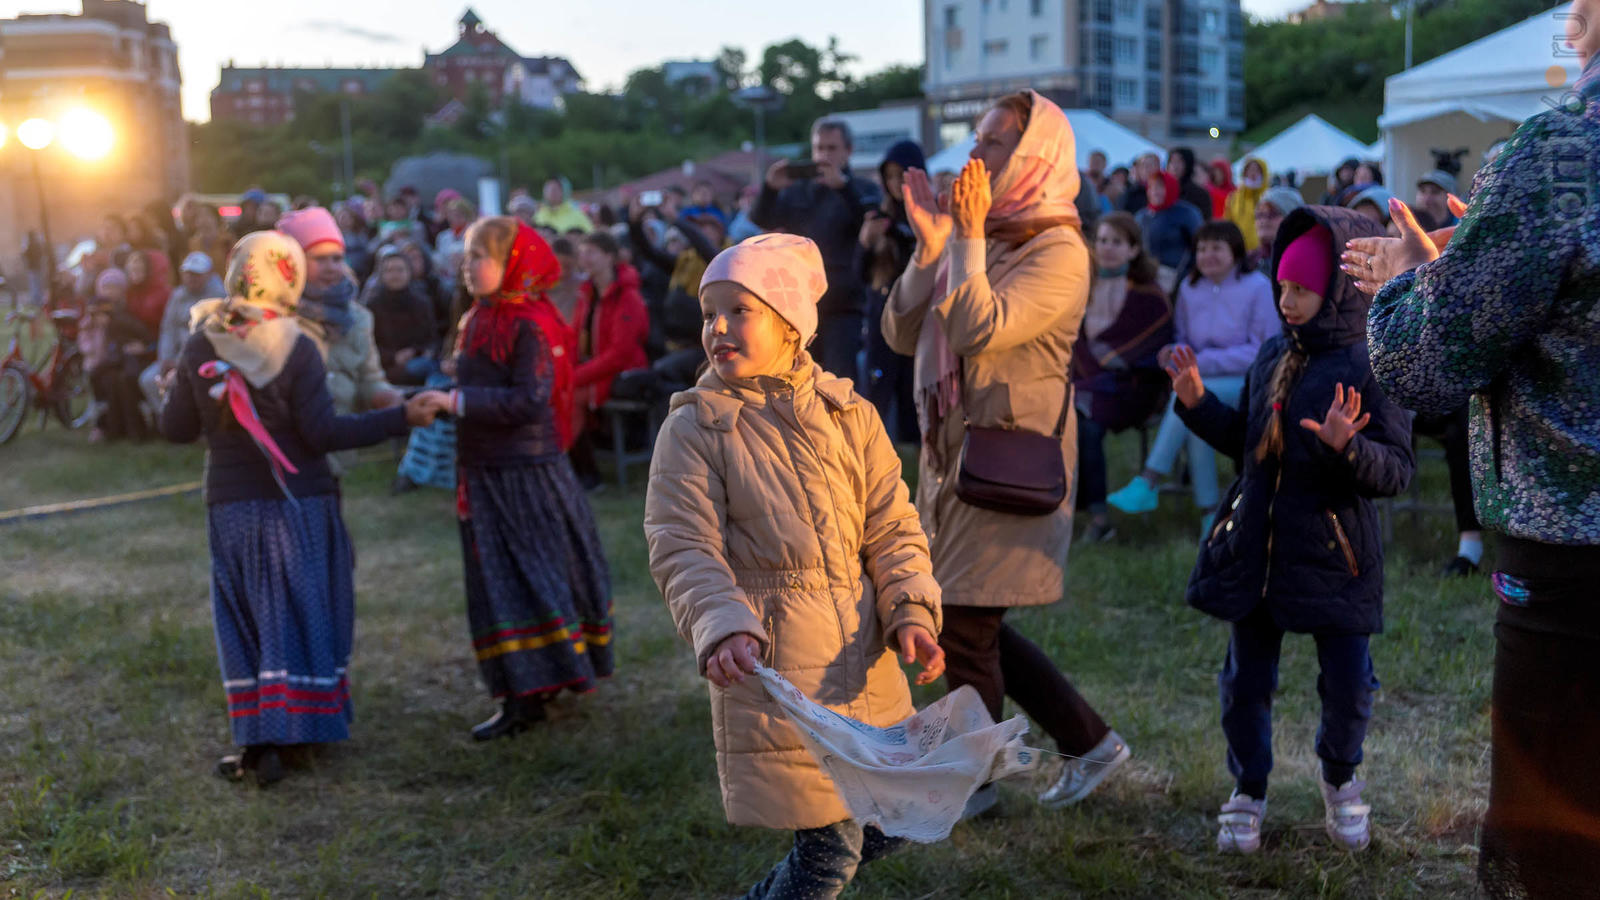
[0,365,30,444]
[51,353,89,429]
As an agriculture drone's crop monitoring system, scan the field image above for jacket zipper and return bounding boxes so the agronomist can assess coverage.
[1261,465,1283,600]
[771,387,851,653]
[1328,510,1359,577]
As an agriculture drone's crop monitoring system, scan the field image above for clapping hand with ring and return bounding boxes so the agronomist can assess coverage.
[1342,194,1468,296]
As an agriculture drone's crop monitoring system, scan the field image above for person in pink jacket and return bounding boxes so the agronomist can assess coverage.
[645,234,944,899]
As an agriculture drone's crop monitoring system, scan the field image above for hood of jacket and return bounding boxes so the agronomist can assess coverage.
[1269,205,1385,353]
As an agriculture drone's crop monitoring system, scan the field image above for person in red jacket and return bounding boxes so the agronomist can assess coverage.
[570,230,649,487]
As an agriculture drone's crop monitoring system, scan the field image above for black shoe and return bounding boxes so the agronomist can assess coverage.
[1440,555,1479,578]
[254,747,285,787]
[471,697,547,741]
[216,745,286,787]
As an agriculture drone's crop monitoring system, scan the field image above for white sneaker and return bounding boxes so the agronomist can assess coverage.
[1216,791,1266,854]
[1320,779,1372,851]
[1038,730,1130,808]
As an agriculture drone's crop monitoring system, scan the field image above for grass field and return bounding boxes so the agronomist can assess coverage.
[0,421,1494,898]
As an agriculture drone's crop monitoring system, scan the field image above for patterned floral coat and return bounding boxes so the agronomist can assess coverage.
[1368,74,1600,546]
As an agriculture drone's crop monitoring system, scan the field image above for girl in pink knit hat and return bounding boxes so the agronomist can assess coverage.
[645,234,946,898]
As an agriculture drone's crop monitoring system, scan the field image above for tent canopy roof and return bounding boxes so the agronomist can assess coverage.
[1232,113,1371,177]
[1385,7,1581,109]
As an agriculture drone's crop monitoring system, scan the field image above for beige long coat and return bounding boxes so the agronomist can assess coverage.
[644,357,941,830]
[882,229,1090,608]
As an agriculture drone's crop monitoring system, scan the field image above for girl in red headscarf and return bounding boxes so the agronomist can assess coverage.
[414,216,613,741]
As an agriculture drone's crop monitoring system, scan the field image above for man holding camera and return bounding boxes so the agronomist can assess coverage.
[752,119,881,381]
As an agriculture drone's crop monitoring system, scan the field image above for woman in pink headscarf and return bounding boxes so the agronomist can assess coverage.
[883,90,1131,812]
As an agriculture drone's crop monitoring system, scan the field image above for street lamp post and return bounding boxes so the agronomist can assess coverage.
[16,118,58,268]
[13,110,114,302]
[734,85,784,187]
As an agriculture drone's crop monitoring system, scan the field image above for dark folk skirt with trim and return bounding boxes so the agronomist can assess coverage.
[458,457,614,700]
[207,494,356,746]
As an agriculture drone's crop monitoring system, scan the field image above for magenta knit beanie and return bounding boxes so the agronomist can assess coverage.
[1276,223,1332,296]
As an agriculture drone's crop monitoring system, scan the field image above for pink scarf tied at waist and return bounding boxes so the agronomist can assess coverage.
[199,358,300,500]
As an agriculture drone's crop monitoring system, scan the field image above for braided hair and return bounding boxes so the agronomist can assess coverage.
[1253,344,1307,463]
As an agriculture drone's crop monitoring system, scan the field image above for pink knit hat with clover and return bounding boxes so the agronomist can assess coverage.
[699,233,827,346]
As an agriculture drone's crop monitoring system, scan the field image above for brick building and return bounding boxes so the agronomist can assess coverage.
[210,9,582,125]
[0,0,187,262]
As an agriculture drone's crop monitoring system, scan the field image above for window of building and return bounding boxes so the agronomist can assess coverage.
[1116,35,1137,64]
[1030,34,1049,60]
[1146,2,1162,30]
[465,70,476,82]
[247,79,263,93]
[1094,0,1113,23]
[1096,74,1114,110]
[1228,86,1244,119]
[1227,50,1243,79]
[1116,77,1138,107]
[1115,0,1137,17]
[1030,0,1043,15]
[1146,77,1163,111]
[984,38,1009,56]
[1201,85,1220,113]
[1228,9,1243,40]
[1146,36,1162,70]
[1176,82,1198,115]
[1179,8,1198,35]
[1202,7,1221,33]
[1094,31,1114,65]
[436,73,448,85]
[998,0,1008,10]
[981,0,991,10]
[1177,43,1198,75]
[945,5,958,27]
[1201,47,1220,73]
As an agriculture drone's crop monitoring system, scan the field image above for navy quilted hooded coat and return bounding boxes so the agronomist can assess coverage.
[1176,205,1415,635]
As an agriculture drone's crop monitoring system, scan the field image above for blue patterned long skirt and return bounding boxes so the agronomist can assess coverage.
[458,457,614,700]
[207,494,356,746]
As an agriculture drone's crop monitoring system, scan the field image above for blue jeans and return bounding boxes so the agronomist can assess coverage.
[1076,415,1110,510]
[1144,374,1245,509]
[741,820,905,900]
[1219,604,1378,797]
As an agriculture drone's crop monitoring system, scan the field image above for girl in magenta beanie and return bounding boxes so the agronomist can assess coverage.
[1164,206,1414,855]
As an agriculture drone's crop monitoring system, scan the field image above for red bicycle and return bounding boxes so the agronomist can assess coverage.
[0,300,89,444]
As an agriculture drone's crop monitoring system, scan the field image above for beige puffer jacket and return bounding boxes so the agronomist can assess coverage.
[882,228,1090,608]
[644,356,942,831]
[298,302,393,416]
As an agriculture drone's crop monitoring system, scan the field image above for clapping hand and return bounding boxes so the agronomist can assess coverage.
[902,167,953,266]
[950,158,991,240]
[706,633,762,688]
[1163,344,1204,408]
[897,625,945,686]
[1300,383,1370,452]
[1342,194,1466,295]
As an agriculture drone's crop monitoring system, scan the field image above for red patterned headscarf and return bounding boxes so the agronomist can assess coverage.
[461,220,576,449]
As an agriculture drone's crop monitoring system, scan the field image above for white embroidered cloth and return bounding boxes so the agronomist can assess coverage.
[755,665,1039,843]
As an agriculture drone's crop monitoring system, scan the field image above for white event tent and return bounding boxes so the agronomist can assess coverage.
[1379,7,1582,199]
[1231,114,1371,181]
[924,109,1164,174]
